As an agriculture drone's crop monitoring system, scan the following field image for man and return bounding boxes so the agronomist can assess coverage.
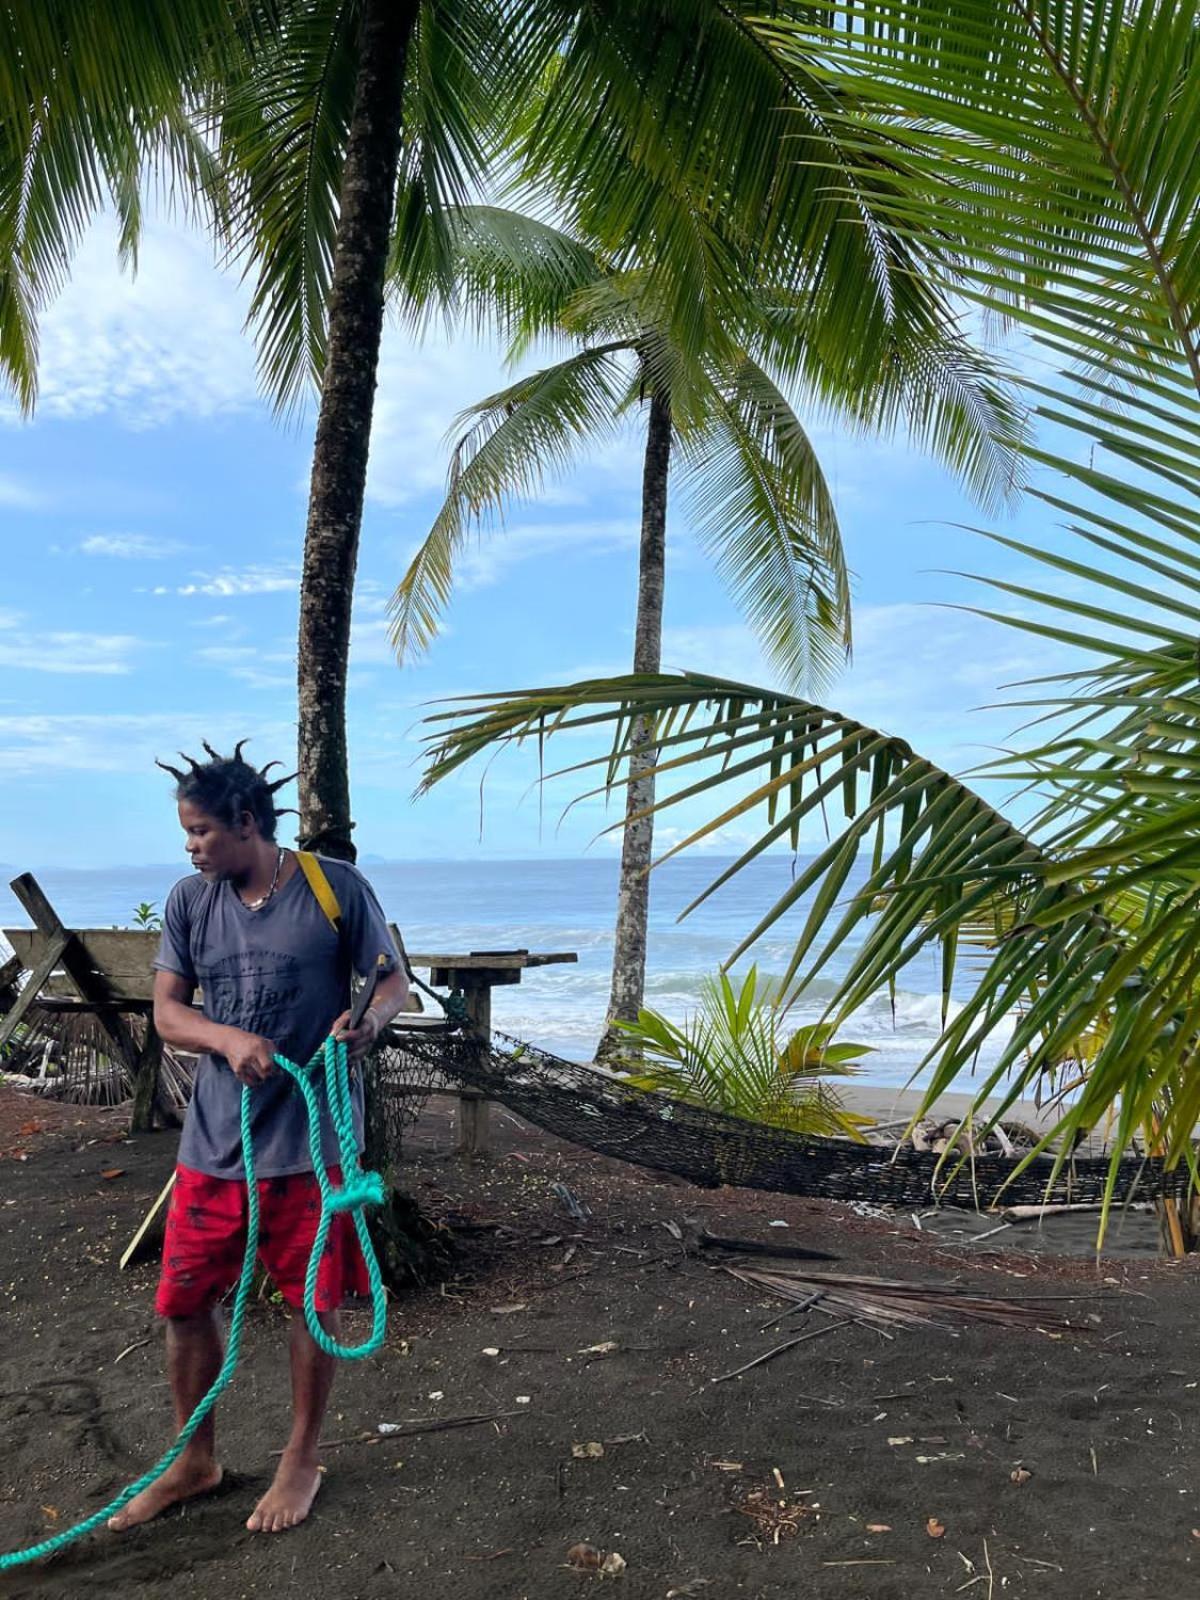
[109,743,410,1536]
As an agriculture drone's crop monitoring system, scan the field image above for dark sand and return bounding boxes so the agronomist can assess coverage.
[2,1083,1199,1599]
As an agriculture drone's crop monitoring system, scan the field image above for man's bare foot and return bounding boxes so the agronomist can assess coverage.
[107,1459,223,1531]
[246,1452,322,1534]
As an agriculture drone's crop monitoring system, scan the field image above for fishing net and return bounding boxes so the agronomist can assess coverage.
[372,1023,1184,1209]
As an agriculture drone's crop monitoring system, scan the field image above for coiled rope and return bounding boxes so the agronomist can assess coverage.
[0,1034,387,1571]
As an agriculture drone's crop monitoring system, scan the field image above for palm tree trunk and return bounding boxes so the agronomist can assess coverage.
[595,390,672,1064]
[296,0,417,861]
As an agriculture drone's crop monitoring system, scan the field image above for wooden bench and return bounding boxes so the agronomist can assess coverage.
[2,872,577,1151]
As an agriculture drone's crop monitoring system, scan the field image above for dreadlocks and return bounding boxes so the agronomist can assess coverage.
[156,741,297,842]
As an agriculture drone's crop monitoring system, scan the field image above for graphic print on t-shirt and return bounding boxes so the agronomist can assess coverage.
[200,950,306,1036]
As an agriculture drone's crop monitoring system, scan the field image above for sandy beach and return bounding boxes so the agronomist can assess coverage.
[1,1078,1195,1600]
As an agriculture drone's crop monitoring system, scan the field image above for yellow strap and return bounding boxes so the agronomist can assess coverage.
[295,850,342,931]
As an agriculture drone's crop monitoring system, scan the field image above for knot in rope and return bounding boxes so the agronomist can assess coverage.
[326,1173,386,1213]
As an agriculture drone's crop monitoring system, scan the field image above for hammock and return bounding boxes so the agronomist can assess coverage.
[374,1025,1181,1210]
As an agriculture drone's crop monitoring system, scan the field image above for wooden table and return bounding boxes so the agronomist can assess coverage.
[407,951,577,1153]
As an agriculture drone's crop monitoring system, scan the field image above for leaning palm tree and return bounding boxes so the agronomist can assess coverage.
[390,203,1020,1059]
[416,0,1200,1242]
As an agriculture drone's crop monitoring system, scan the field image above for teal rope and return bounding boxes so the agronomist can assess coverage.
[0,1035,386,1571]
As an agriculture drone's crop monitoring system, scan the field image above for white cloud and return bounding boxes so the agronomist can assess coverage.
[6,220,258,429]
[157,564,299,597]
[194,641,294,691]
[364,329,512,506]
[0,473,46,508]
[450,517,637,594]
[660,623,772,684]
[0,711,294,776]
[0,633,142,675]
[364,328,645,510]
[80,532,186,560]
[0,613,145,675]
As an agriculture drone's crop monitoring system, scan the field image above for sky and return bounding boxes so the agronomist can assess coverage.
[0,213,1076,871]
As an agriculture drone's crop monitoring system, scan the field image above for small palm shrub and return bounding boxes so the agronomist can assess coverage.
[610,966,873,1141]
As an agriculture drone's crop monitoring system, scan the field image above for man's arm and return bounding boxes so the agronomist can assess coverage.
[153,969,279,1085]
[330,967,410,1062]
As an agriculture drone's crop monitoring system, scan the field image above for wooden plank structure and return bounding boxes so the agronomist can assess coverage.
[2,872,577,1151]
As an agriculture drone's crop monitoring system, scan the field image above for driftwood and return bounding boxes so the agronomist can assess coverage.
[1000,1200,1152,1222]
[667,1216,836,1263]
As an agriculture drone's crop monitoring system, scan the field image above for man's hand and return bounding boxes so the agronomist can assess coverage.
[220,1028,279,1086]
[330,1008,381,1063]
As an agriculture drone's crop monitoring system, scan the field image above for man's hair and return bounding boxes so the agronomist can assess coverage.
[156,741,297,842]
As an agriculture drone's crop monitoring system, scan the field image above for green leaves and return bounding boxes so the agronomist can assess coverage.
[387,341,632,663]
[415,0,1200,1232]
[609,965,872,1140]
[0,0,251,411]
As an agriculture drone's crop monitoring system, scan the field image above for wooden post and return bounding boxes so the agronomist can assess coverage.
[8,874,141,1070]
[0,933,69,1051]
[129,1017,165,1135]
[456,976,491,1156]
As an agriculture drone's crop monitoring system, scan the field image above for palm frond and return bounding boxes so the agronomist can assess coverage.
[391,202,607,355]
[415,0,1200,1214]
[678,357,850,695]
[387,342,634,661]
[0,0,253,410]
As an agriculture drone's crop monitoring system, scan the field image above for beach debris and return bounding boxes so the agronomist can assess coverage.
[964,1220,1012,1245]
[1010,1466,1032,1486]
[669,1216,836,1264]
[353,1409,525,1448]
[926,1517,946,1539]
[866,1523,892,1533]
[903,1117,1037,1159]
[427,1390,443,1401]
[113,1336,152,1364]
[711,1319,851,1383]
[666,1582,712,1597]
[724,1265,1078,1336]
[100,1167,125,1180]
[567,1542,602,1570]
[516,1395,531,1404]
[768,1219,789,1228]
[600,1552,627,1577]
[572,1441,605,1460]
[579,1339,620,1356]
[553,1182,592,1221]
[735,1483,818,1545]
[1000,1201,1151,1222]
[482,1347,500,1357]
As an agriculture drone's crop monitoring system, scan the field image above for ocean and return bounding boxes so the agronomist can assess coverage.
[0,855,1012,1092]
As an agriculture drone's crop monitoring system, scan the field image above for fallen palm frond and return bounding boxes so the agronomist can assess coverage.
[726,1264,1077,1334]
[4,1003,193,1112]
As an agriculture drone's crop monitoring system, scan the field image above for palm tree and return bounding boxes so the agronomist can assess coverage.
[416,0,1200,1241]
[390,203,1019,1058]
[2,0,1030,866]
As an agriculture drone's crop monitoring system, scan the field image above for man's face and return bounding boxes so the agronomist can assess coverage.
[178,800,255,881]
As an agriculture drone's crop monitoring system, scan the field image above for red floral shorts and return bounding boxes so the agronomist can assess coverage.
[155,1162,369,1318]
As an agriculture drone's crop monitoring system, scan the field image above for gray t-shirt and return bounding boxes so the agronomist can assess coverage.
[154,857,399,1180]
